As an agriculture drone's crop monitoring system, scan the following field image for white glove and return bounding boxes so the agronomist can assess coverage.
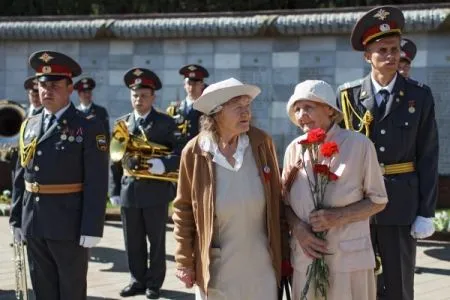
[110,195,121,206]
[147,158,165,175]
[79,235,101,248]
[411,216,435,239]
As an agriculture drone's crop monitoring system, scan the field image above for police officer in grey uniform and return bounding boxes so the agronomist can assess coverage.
[9,50,109,300]
[336,6,439,300]
[166,64,208,148]
[109,68,182,299]
[74,77,110,136]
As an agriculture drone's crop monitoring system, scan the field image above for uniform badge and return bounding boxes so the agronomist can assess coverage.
[76,136,83,143]
[68,136,75,142]
[39,52,54,63]
[133,69,143,77]
[373,8,390,20]
[408,100,416,114]
[399,90,404,96]
[360,90,367,97]
[60,134,67,140]
[96,135,108,151]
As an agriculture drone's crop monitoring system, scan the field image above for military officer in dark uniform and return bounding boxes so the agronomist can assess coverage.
[24,76,43,117]
[109,68,181,299]
[398,38,417,78]
[74,77,110,136]
[9,50,109,300]
[336,6,439,300]
[166,64,208,147]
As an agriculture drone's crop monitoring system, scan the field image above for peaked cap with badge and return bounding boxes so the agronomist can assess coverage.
[400,38,417,63]
[179,64,209,82]
[351,6,405,51]
[29,50,82,82]
[24,76,39,91]
[74,77,96,91]
[124,68,162,90]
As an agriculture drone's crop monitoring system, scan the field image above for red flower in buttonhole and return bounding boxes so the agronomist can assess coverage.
[320,141,339,158]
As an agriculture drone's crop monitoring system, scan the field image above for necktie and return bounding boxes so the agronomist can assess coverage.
[134,117,145,134]
[45,114,56,132]
[378,89,389,117]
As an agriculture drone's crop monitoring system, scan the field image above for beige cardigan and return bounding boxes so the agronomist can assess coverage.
[173,126,284,294]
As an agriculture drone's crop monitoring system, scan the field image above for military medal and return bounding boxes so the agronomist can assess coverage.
[76,136,83,143]
[408,100,416,114]
[60,134,67,140]
[68,136,75,142]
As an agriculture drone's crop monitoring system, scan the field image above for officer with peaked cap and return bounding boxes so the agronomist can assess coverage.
[9,50,109,300]
[336,6,438,300]
[166,64,209,147]
[398,38,417,78]
[74,77,110,136]
[24,76,43,117]
[109,68,182,299]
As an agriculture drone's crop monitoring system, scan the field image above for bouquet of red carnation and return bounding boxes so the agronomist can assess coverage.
[298,128,339,300]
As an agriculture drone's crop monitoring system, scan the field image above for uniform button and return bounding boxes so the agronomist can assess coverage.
[34,165,40,171]
[379,146,385,152]
[404,122,409,126]
[61,146,65,150]
[37,150,42,156]
[380,163,385,167]
[380,129,386,135]
[35,196,40,202]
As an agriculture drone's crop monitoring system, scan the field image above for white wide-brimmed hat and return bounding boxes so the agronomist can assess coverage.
[286,80,343,125]
[193,78,261,115]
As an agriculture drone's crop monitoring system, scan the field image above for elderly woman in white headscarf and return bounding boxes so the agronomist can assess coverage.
[282,80,388,300]
[173,78,287,299]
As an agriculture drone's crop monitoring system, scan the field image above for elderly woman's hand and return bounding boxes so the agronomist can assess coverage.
[292,220,328,259]
[309,208,343,232]
[176,267,196,288]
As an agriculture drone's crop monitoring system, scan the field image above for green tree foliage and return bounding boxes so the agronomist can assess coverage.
[1,0,449,16]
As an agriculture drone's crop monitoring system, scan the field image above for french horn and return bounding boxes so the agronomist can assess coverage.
[110,119,178,183]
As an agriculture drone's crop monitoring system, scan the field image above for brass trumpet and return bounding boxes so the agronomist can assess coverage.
[110,119,178,183]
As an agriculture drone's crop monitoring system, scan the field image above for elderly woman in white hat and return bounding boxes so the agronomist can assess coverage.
[283,80,388,300]
[173,78,286,299]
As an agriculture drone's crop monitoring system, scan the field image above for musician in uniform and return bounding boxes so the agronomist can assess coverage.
[74,77,110,136]
[109,68,182,299]
[24,76,43,117]
[166,64,209,147]
[9,50,109,300]
[398,38,417,78]
[336,6,438,300]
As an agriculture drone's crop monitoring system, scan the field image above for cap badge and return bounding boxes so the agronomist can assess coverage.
[400,51,406,57]
[42,66,52,73]
[379,23,391,32]
[189,72,196,78]
[187,65,197,71]
[82,79,88,83]
[133,69,143,77]
[134,78,142,85]
[39,52,54,63]
[83,84,89,89]
[374,8,390,21]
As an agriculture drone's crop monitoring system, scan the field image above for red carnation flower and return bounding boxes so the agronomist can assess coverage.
[328,172,339,181]
[320,142,339,158]
[307,128,326,144]
[313,164,330,175]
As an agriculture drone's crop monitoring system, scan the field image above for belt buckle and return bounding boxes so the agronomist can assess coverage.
[31,182,40,193]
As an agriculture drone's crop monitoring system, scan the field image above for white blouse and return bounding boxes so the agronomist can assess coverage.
[199,133,249,172]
